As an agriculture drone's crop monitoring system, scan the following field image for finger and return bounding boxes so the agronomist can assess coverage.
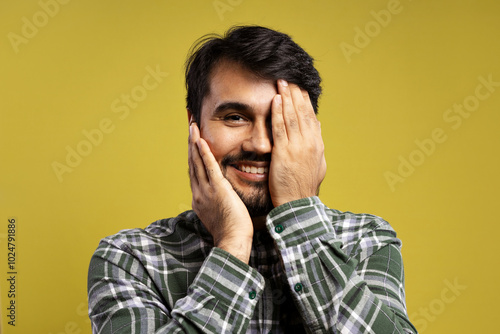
[197,137,225,184]
[277,79,300,139]
[188,123,199,186]
[271,94,287,146]
[190,123,209,186]
[288,84,308,133]
[296,88,317,130]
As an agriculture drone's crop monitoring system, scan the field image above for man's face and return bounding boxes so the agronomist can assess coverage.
[194,61,276,216]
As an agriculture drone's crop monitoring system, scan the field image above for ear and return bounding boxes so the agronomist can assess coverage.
[187,108,194,125]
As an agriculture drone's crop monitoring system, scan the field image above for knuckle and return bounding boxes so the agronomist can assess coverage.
[274,128,286,138]
[317,141,325,151]
[192,195,201,207]
[295,104,305,114]
[192,164,199,174]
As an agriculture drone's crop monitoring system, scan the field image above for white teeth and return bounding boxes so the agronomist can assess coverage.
[239,165,268,174]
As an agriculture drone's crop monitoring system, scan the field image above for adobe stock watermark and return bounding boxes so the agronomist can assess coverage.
[385,74,499,192]
[339,0,414,64]
[51,65,168,183]
[7,0,72,54]
[410,277,466,332]
[213,0,244,21]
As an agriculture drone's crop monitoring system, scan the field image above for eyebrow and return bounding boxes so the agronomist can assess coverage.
[213,101,253,116]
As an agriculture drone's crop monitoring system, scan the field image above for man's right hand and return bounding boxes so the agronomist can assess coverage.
[188,122,254,264]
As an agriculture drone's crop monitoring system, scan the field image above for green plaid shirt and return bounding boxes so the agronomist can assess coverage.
[88,197,417,333]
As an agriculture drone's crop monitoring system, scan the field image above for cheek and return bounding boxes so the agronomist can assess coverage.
[201,128,242,163]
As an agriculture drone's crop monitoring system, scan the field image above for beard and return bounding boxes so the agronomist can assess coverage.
[231,179,274,217]
[221,152,274,217]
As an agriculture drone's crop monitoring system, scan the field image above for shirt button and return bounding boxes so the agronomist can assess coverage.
[249,290,257,299]
[275,224,284,233]
[294,283,303,293]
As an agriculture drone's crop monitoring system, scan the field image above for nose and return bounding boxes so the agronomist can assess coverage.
[241,120,272,155]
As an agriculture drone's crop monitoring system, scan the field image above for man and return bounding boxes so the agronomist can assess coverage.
[88,26,417,333]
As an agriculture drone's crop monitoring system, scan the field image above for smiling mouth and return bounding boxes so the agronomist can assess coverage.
[228,162,269,175]
[237,164,269,174]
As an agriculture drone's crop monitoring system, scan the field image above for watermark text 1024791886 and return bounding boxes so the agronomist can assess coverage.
[6,217,18,326]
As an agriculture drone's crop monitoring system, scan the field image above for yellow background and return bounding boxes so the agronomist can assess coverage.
[1,0,499,333]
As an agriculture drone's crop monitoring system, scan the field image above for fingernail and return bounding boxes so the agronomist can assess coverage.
[189,124,192,136]
[280,79,288,87]
[275,95,282,104]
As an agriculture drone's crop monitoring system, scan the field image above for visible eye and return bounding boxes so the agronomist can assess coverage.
[223,114,247,123]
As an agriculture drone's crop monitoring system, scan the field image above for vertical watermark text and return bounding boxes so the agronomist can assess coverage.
[5,217,18,327]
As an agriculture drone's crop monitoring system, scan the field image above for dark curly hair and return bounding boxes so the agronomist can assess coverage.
[185,25,322,123]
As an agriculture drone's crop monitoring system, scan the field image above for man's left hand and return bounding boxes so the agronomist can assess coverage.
[268,79,327,208]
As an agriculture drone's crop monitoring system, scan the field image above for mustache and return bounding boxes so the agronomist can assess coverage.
[221,151,271,166]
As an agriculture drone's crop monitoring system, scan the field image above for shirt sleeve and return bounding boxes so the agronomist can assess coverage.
[88,240,265,334]
[266,196,418,334]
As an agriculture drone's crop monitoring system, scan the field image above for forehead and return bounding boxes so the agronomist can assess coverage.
[201,61,277,116]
